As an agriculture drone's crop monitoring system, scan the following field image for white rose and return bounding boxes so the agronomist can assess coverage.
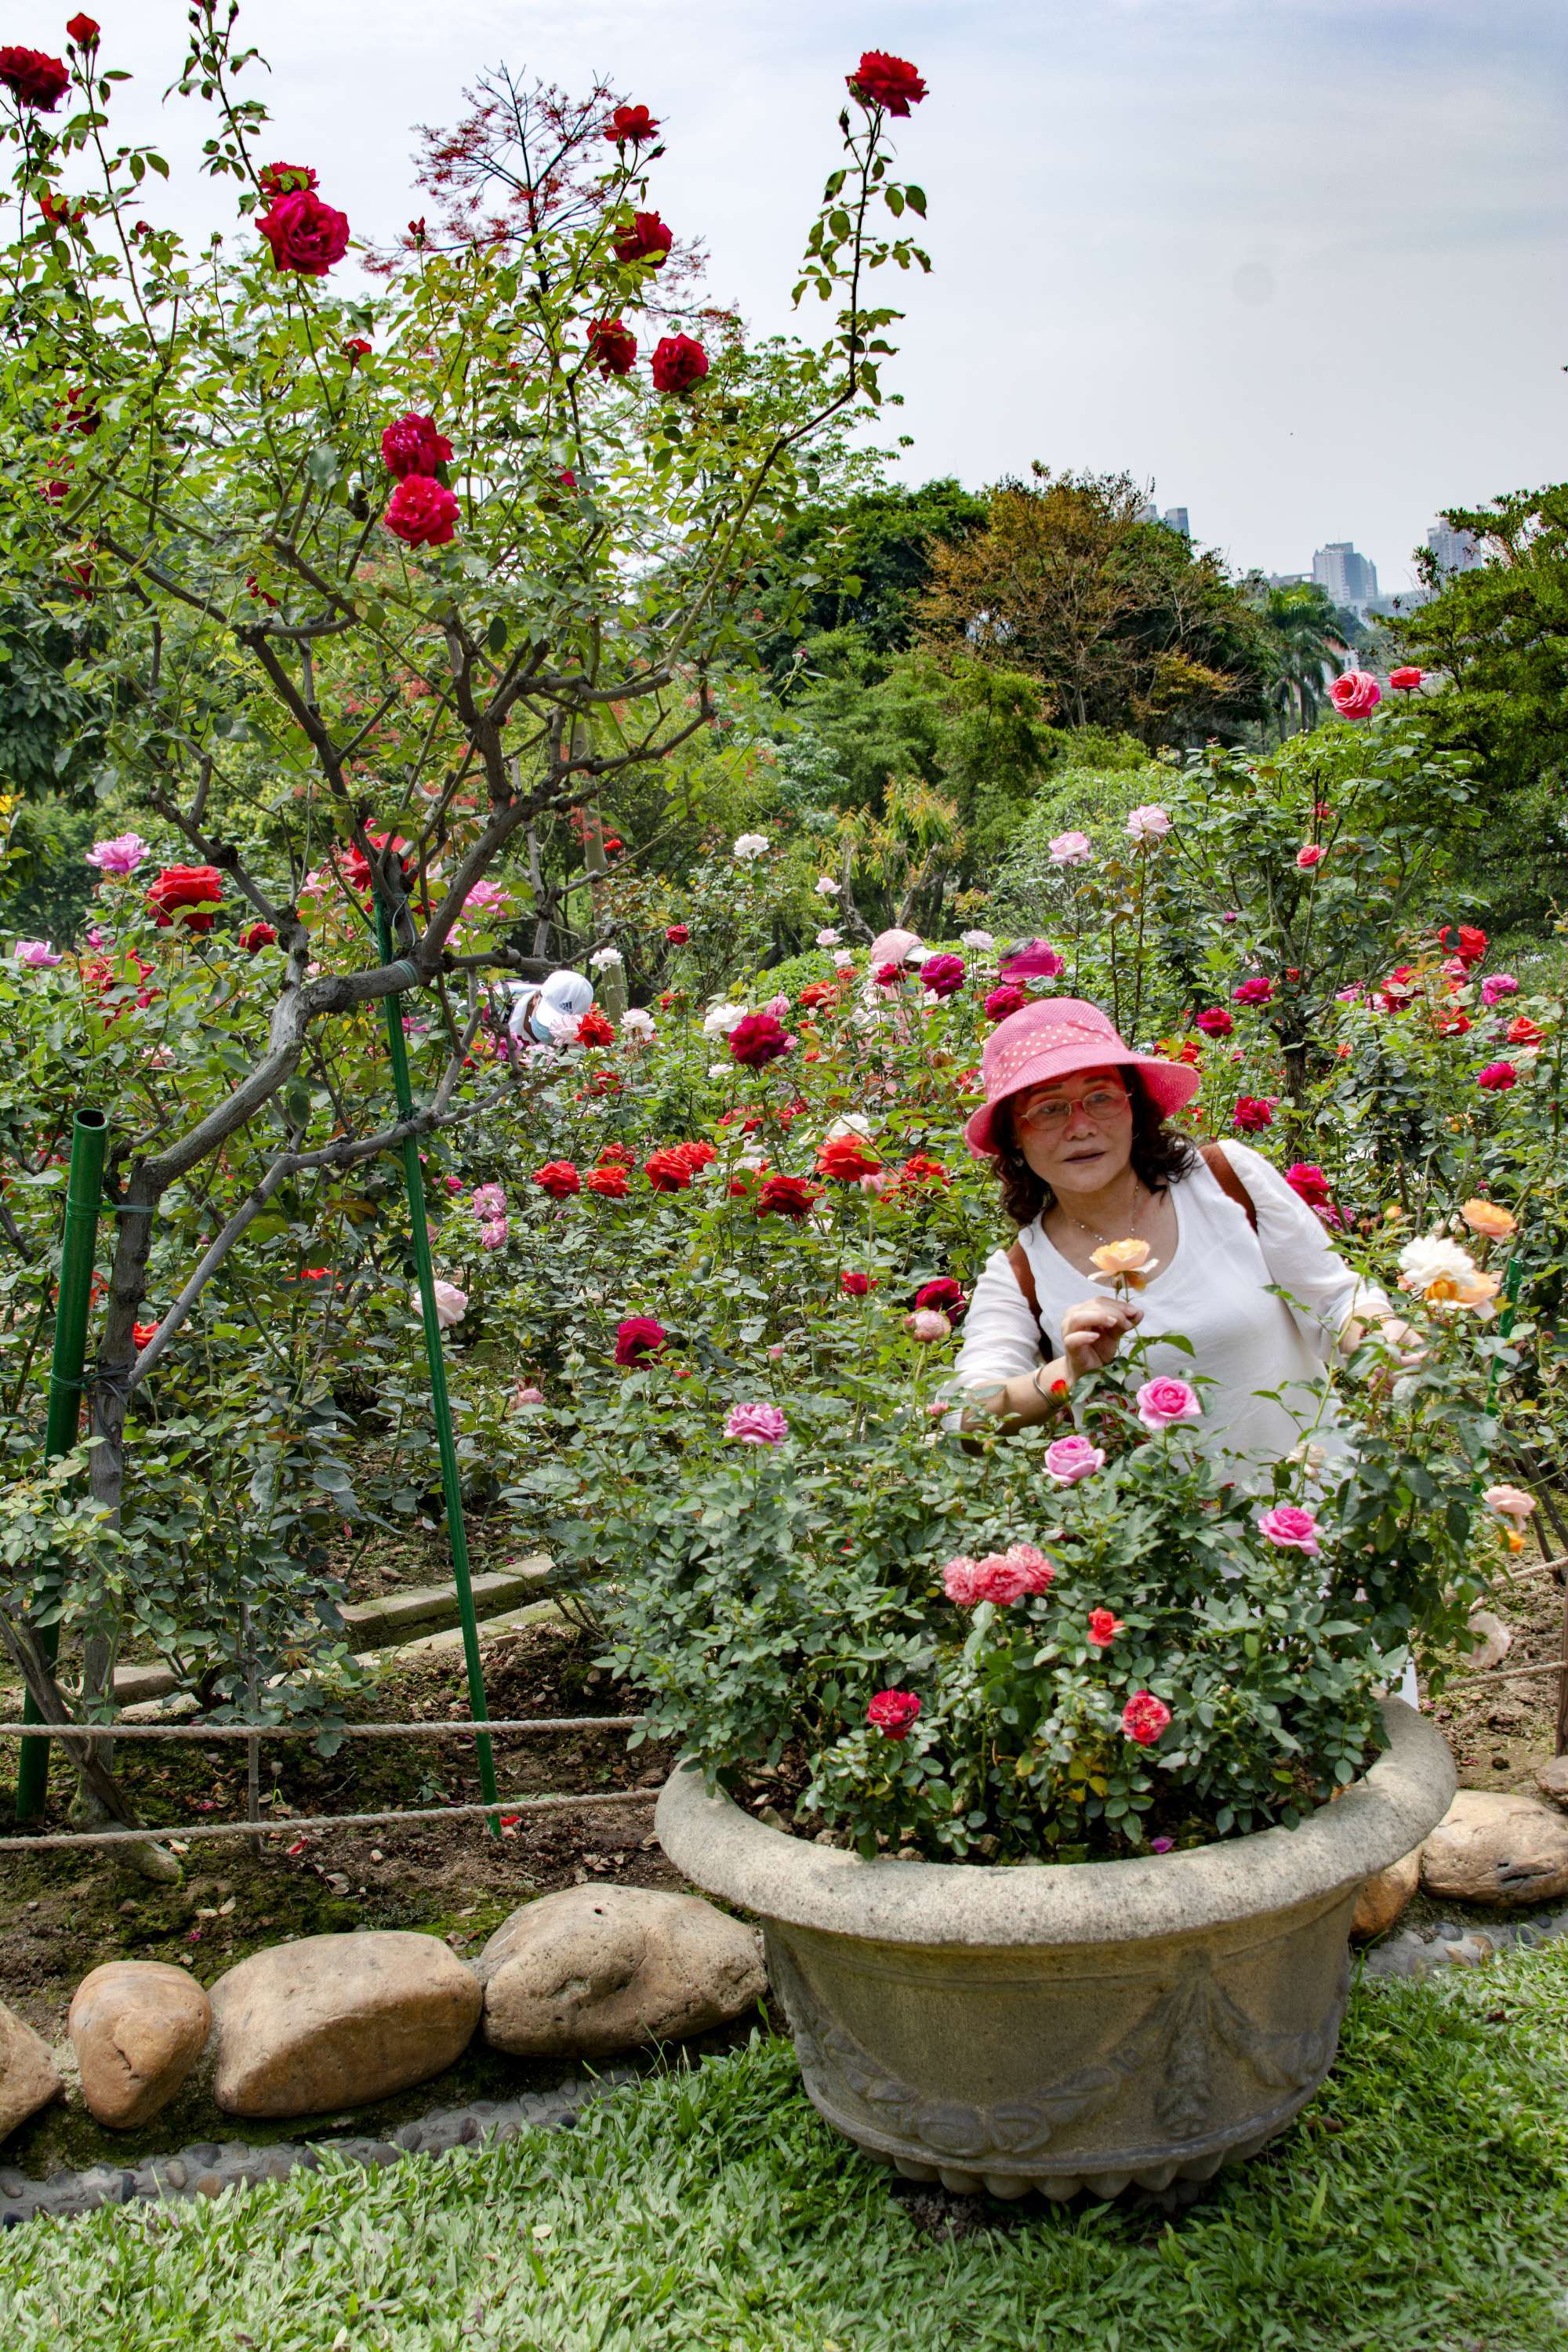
[732,833,770,862]
[814,875,841,896]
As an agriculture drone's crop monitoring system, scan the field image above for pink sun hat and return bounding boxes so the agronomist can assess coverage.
[964,996,1200,1157]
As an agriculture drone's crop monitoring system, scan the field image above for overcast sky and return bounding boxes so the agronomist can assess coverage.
[91,0,1567,593]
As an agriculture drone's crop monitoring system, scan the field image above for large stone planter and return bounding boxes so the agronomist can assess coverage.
[656,1699,1454,2200]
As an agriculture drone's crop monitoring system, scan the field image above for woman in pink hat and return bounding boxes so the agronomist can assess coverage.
[953,998,1414,1465]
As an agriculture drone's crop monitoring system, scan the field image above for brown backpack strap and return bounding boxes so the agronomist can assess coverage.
[1007,1239,1044,1330]
[1200,1142,1258,1234]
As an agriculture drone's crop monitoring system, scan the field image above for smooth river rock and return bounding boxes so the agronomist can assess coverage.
[1351,1845,1423,1940]
[477,1885,765,2058]
[0,2002,62,2142]
[1420,1789,1568,1907]
[1534,1756,1568,1810]
[68,1962,212,2129]
[208,1932,481,2118]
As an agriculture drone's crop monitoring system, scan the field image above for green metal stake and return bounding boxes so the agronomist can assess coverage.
[374,900,499,1834]
[15,1107,109,1820]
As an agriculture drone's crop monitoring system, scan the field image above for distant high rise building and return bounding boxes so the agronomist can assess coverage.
[1162,506,1190,539]
[1426,520,1483,575]
[1312,542,1379,613]
[1135,500,1159,525]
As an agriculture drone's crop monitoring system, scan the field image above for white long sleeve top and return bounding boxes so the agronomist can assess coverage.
[951,1142,1389,1474]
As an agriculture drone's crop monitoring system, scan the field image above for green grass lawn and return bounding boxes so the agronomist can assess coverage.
[3,1946,1566,2352]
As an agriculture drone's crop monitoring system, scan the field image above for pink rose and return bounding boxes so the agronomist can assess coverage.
[1232,976,1274,1006]
[258,187,350,277]
[471,1182,506,1218]
[942,1555,985,1606]
[477,1218,509,1250]
[1194,1007,1233,1037]
[905,1308,951,1344]
[14,940,61,967]
[1257,1503,1320,1555]
[1480,974,1518,1007]
[1127,804,1171,841]
[1135,1377,1201,1432]
[1388,666,1423,691]
[1121,1690,1172,1746]
[85,832,151,876]
[1049,830,1093,866]
[1328,670,1381,719]
[724,1401,789,1447]
[1044,1433,1105,1485]
[1296,844,1324,870]
[1477,1061,1517,1092]
[1000,1541,1055,1592]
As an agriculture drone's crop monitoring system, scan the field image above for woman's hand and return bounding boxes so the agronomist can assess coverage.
[1061,1295,1143,1381]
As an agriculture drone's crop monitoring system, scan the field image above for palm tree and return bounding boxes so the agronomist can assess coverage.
[1249,581,1346,740]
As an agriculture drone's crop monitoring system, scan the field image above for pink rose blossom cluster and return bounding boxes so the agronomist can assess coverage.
[942,1543,1056,1607]
[724,1400,789,1447]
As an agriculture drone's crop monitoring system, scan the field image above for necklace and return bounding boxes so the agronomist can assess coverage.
[1056,1175,1149,1252]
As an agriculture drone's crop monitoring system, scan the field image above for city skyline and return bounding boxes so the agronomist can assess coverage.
[78,2,1567,592]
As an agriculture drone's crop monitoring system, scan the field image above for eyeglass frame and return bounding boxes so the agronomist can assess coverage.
[1012,1076,1133,1137]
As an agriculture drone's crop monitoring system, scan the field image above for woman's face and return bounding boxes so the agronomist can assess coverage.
[1011,1065,1134,1197]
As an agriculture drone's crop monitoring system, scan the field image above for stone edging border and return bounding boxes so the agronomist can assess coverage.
[7,1901,1568,2226]
[0,2060,646,2226]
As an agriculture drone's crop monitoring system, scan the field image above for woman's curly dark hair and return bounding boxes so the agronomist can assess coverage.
[991,1069,1197,1227]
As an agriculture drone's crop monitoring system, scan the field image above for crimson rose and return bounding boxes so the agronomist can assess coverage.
[380,413,452,477]
[651,335,709,394]
[612,210,672,266]
[258,188,350,277]
[665,922,689,945]
[603,103,659,143]
[0,47,70,108]
[66,15,99,45]
[1232,1096,1274,1132]
[866,1689,921,1739]
[919,953,965,998]
[1194,1006,1233,1036]
[259,162,318,196]
[586,318,637,378]
[147,865,223,932]
[239,922,278,953]
[385,475,460,548]
[847,51,927,115]
[614,1316,666,1366]
[728,1011,790,1068]
[757,1174,821,1220]
[914,1277,967,1321]
[983,982,1025,1022]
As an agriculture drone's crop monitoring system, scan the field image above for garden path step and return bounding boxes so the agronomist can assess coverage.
[107,1559,557,1708]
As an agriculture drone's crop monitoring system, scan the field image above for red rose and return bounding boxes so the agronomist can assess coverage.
[1285,1163,1333,1210]
[343,336,372,365]
[866,1688,921,1740]
[66,15,99,46]
[603,103,659,144]
[599,1142,637,1167]
[38,191,83,229]
[1121,1690,1172,1747]
[847,51,927,116]
[797,981,840,1011]
[873,961,905,989]
[728,1011,790,1068]
[1232,976,1274,1006]
[575,1007,616,1047]
[586,317,638,379]
[1388,666,1424,691]
[676,1139,717,1172]
[1456,924,1488,964]
[898,1153,949,1191]
[147,864,223,932]
[602,836,623,855]
[1232,1096,1274,1133]
[586,1165,630,1199]
[0,47,70,108]
[131,1321,158,1352]
[612,210,672,266]
[1507,1015,1544,1046]
[40,477,67,503]
[665,922,690,946]
[815,1133,882,1181]
[984,982,1026,1022]
[532,1160,581,1198]
[840,1271,874,1297]
[342,833,411,892]
[1087,1608,1124,1648]
[1477,1061,1517,1092]
[757,1174,821,1220]
[914,1277,966,1321]
[63,386,98,435]
[239,921,277,953]
[651,335,709,395]
[1194,1006,1233,1036]
[385,475,460,548]
[380,412,453,478]
[644,1146,695,1194]
[258,162,318,197]
[614,1315,666,1366]
[257,187,350,278]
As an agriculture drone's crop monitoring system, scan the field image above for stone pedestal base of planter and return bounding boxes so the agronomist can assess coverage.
[657,1700,1455,2199]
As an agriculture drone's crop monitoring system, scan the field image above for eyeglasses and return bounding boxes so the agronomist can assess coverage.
[1014,1085,1131,1136]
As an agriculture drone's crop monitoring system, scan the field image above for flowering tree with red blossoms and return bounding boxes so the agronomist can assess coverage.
[0,10,932,1798]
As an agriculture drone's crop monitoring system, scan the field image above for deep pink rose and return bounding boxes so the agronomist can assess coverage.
[1121,1690,1172,1746]
[614,1316,666,1366]
[1233,1095,1274,1133]
[728,1011,790,1068]
[380,413,453,478]
[1232,976,1274,1006]
[1480,974,1518,1007]
[385,476,460,548]
[1285,1163,1333,1212]
[920,953,966,998]
[1258,1504,1321,1555]
[1192,1007,1233,1039]
[257,188,350,278]
[1296,844,1324,870]
[985,982,1027,1023]
[1388,666,1423,692]
[848,53,927,115]
[612,210,672,266]
[1328,670,1381,719]
[866,1689,921,1739]
[1135,1377,1201,1432]
[1477,1061,1517,1092]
